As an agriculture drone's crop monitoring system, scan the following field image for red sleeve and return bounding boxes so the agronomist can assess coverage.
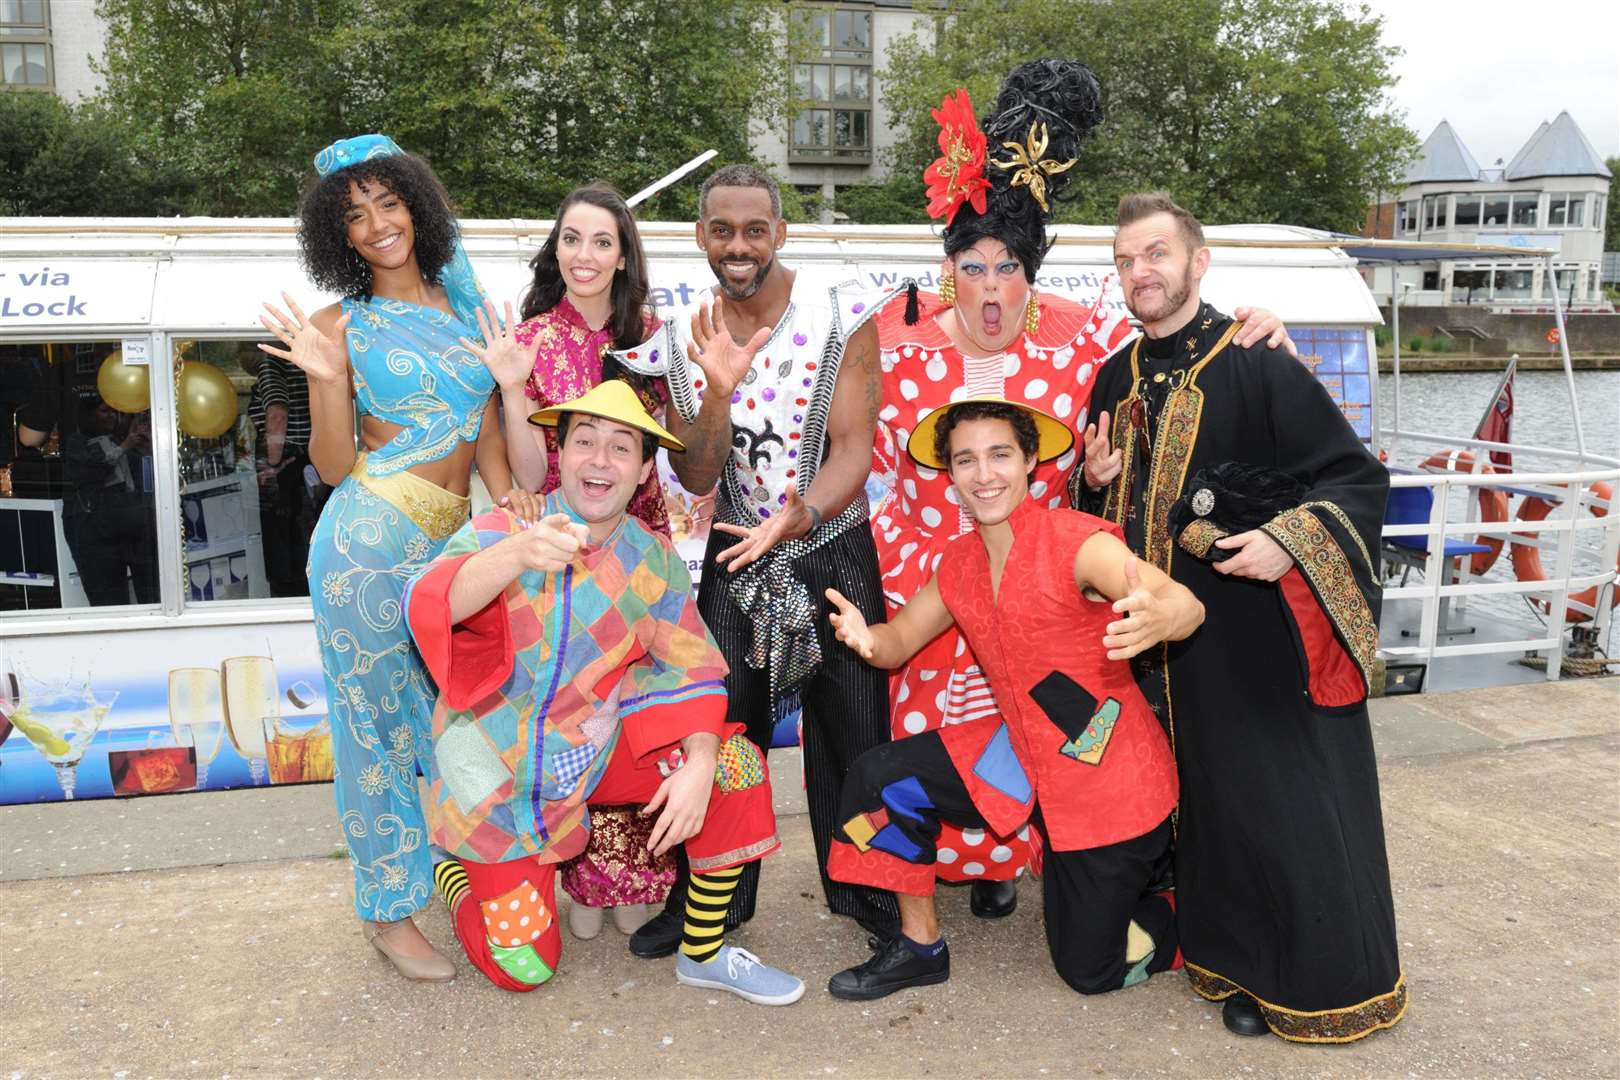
[406,552,515,712]
[1277,568,1365,708]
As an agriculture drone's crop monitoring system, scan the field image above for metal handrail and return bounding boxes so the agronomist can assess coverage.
[1377,433,1620,680]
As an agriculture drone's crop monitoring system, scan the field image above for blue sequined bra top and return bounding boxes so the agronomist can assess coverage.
[340,295,496,477]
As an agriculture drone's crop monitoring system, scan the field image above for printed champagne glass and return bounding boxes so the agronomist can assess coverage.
[167,668,226,790]
[221,656,277,785]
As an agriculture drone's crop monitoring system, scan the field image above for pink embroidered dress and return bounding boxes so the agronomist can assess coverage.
[513,297,674,906]
[869,288,1133,881]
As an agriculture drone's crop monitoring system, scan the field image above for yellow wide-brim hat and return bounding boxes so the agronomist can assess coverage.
[528,379,685,452]
[907,395,1074,470]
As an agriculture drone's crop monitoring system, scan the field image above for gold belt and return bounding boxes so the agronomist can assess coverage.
[351,452,469,541]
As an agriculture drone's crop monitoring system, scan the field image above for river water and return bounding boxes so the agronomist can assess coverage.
[1376,368,1618,635]
[1377,369,1619,464]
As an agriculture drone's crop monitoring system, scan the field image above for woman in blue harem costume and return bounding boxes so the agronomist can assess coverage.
[259,135,546,982]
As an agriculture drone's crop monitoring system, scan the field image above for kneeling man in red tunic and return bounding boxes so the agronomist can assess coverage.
[822,398,1204,1000]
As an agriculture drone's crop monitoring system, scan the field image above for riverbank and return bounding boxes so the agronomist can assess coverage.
[0,678,1614,1078]
[1377,354,1620,372]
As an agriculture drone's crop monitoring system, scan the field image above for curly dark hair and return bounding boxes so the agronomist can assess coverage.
[933,400,1040,469]
[296,152,461,301]
[942,58,1105,282]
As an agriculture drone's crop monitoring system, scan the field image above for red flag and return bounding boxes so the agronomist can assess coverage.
[1473,362,1515,471]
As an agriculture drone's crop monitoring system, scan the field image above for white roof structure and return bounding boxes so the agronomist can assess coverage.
[1503,111,1613,181]
[1404,120,1482,184]
[0,218,1385,329]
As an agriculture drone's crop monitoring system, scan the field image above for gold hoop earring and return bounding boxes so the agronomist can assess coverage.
[939,270,956,306]
[1025,293,1040,334]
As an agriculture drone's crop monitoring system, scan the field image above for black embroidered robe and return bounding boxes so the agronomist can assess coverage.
[1074,303,1406,1042]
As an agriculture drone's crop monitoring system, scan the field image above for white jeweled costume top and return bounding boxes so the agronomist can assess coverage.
[613,275,899,529]
[612,274,902,698]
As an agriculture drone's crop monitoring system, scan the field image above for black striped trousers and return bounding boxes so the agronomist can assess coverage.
[658,520,901,939]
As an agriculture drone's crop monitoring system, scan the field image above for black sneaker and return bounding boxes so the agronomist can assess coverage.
[626,908,684,960]
[827,934,950,1001]
[1222,993,1270,1037]
[969,878,1018,919]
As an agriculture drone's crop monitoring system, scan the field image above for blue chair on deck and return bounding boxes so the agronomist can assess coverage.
[1382,486,1489,636]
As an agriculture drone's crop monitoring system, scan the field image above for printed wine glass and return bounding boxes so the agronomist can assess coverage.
[167,667,226,790]
[221,656,277,785]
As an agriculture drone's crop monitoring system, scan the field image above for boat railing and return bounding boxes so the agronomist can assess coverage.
[1376,429,1619,680]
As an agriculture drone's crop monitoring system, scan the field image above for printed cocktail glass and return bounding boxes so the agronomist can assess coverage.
[10,687,117,799]
[221,656,277,785]
[168,668,226,790]
[264,714,334,784]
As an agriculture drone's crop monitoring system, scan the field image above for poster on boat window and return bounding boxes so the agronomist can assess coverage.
[1292,326,1374,444]
[0,624,330,806]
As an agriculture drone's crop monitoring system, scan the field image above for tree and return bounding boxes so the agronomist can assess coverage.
[1606,157,1619,253]
[0,91,187,216]
[90,0,787,219]
[876,0,1419,231]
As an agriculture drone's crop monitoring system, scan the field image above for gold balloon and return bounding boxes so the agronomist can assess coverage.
[177,361,240,439]
[96,350,151,414]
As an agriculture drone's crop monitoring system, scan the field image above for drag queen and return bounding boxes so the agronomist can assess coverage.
[869,59,1290,916]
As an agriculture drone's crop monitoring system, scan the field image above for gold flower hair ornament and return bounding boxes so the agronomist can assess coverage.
[990,121,1076,213]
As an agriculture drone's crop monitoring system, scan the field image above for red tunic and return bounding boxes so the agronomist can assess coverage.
[933,497,1177,853]
[869,289,1133,876]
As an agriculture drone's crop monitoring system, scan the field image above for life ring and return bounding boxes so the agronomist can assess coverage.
[1509,481,1617,622]
[1422,450,1509,575]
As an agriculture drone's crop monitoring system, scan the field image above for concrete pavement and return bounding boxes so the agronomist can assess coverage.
[1,678,1616,1078]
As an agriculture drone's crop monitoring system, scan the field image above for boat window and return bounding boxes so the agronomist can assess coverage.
[0,340,161,612]
[170,339,327,605]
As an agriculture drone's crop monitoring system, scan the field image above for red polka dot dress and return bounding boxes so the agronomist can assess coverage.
[869,288,1133,881]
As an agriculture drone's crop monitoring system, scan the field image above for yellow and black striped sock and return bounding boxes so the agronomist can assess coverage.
[679,866,743,964]
[434,858,470,912]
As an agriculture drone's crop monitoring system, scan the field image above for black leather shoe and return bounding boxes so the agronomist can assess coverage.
[969,878,1018,919]
[1222,993,1269,1037]
[626,908,683,960]
[827,934,950,1001]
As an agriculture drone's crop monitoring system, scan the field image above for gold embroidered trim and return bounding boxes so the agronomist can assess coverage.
[1100,398,1138,526]
[1262,505,1379,690]
[1138,322,1241,573]
[1300,498,1375,577]
[1176,518,1228,559]
[689,834,779,872]
[1186,963,1409,1044]
[354,453,470,541]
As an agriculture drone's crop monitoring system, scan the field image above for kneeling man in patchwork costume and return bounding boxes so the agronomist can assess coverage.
[405,380,802,1004]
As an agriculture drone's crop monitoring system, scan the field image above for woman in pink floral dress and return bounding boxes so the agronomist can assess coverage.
[467,182,672,939]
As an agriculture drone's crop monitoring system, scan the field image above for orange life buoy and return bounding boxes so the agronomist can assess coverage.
[1509,481,1617,622]
[1422,450,1510,575]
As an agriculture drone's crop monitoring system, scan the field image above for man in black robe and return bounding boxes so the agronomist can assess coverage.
[1072,192,1405,1043]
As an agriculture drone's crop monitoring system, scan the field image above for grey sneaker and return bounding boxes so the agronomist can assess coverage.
[675,945,806,1006]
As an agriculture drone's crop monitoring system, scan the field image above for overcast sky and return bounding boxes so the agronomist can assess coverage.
[1361,0,1618,168]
